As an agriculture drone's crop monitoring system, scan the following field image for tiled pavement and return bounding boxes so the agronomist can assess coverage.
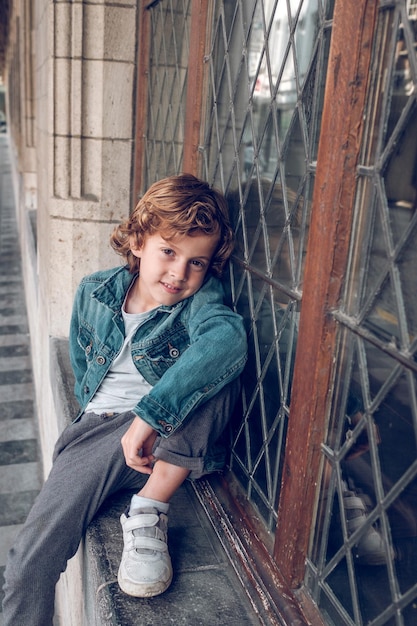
[0,135,43,624]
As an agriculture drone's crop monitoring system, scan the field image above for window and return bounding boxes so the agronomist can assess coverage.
[308,4,417,624]
[136,1,417,623]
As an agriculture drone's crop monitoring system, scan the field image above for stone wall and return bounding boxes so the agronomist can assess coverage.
[5,0,138,463]
[4,1,139,623]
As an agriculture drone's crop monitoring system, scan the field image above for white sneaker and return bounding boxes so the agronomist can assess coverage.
[118,508,173,597]
[343,491,392,565]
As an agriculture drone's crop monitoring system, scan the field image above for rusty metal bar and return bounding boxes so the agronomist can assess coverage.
[182,0,210,175]
[273,0,379,588]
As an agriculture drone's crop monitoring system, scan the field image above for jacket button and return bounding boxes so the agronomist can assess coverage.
[96,355,106,365]
[83,385,89,394]
[169,347,179,358]
[164,425,173,433]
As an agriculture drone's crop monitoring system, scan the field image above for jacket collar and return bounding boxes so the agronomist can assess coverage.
[91,266,135,311]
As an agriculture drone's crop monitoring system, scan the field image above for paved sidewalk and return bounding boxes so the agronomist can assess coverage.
[0,135,43,625]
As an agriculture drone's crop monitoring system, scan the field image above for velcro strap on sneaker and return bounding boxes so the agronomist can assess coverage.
[132,536,168,552]
[343,495,366,511]
[124,514,160,531]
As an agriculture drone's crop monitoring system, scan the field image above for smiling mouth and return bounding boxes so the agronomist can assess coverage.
[161,282,182,293]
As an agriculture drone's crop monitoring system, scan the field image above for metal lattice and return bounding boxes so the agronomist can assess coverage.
[200,0,332,531]
[143,0,192,187]
[308,4,417,625]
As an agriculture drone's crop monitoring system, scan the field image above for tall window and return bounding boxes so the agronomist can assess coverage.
[137,1,417,622]
[308,4,417,624]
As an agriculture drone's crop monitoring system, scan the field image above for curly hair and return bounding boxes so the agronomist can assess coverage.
[110,174,234,277]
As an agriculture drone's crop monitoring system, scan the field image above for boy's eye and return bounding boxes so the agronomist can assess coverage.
[191,259,205,269]
[162,248,174,256]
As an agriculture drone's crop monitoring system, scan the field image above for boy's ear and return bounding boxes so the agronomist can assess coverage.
[129,235,142,258]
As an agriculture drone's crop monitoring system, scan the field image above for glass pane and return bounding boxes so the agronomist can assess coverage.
[310,4,417,624]
[201,0,330,532]
[143,0,192,187]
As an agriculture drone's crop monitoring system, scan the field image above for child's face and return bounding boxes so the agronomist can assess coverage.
[130,231,220,311]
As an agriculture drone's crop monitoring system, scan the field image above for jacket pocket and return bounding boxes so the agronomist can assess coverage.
[133,325,190,379]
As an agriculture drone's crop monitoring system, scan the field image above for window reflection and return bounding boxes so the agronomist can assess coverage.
[248,0,319,140]
[202,0,326,532]
[227,180,302,530]
[313,6,417,624]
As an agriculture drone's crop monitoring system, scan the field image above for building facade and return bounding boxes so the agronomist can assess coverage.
[2,1,417,624]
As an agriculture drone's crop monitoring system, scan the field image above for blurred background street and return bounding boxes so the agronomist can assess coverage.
[0,134,43,624]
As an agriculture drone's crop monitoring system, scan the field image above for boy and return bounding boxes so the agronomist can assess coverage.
[2,174,247,626]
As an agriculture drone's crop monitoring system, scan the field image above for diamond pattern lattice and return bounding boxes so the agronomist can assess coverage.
[143,0,192,187]
[200,0,330,531]
[311,4,417,624]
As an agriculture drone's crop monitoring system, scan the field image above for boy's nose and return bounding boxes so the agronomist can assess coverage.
[170,261,187,282]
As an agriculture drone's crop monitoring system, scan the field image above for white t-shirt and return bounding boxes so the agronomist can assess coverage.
[85,306,153,414]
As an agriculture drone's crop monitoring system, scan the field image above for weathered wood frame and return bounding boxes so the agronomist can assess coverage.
[274,0,378,587]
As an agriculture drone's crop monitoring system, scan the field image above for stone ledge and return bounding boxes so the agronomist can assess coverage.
[49,337,262,626]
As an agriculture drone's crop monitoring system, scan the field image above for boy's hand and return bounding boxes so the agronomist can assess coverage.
[121,416,158,475]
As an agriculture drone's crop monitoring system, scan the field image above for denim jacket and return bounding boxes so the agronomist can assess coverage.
[69,265,247,437]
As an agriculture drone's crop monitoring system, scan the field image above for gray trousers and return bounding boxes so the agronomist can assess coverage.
[2,382,238,626]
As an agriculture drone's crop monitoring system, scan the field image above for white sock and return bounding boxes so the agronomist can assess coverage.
[129,494,169,515]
